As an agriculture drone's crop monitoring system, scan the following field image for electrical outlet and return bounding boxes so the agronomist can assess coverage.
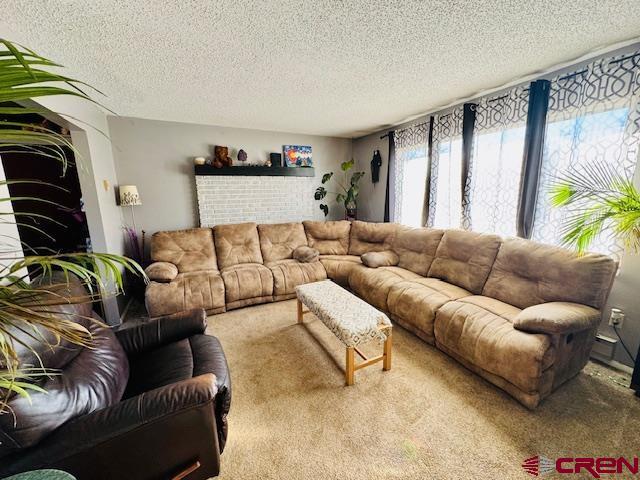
[609,308,625,327]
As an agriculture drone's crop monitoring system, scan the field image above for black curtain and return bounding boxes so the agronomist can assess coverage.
[383,130,395,222]
[517,79,551,238]
[460,103,476,228]
[421,117,435,227]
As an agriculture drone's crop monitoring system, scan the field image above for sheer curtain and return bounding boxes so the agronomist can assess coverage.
[427,107,463,228]
[531,51,640,255]
[393,124,428,226]
[462,87,529,236]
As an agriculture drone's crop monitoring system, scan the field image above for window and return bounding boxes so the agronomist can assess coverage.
[428,108,463,229]
[463,89,529,237]
[393,124,428,226]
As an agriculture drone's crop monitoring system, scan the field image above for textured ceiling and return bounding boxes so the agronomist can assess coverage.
[3,1,640,138]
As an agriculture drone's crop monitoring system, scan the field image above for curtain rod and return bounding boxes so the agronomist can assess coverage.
[363,36,640,138]
[380,120,430,139]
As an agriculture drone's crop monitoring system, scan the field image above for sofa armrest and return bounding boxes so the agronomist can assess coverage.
[145,261,178,282]
[513,302,601,335]
[116,308,207,356]
[0,374,220,479]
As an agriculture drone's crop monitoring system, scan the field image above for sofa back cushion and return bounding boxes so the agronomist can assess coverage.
[428,230,501,294]
[303,220,351,255]
[392,226,444,276]
[151,228,218,273]
[258,222,308,262]
[348,221,398,255]
[214,222,263,269]
[482,237,617,309]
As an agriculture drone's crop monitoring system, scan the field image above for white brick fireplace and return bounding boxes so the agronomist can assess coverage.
[196,174,323,227]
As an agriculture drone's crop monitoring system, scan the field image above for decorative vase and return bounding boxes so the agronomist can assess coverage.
[345,201,357,221]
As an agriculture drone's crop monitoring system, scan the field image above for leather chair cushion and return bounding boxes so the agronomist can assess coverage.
[302,220,351,255]
[482,237,617,309]
[428,229,501,294]
[387,278,471,342]
[0,317,129,456]
[348,221,397,255]
[151,228,218,273]
[434,296,555,393]
[258,222,308,262]
[392,225,445,276]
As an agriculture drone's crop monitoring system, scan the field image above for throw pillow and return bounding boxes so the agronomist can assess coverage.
[361,250,399,268]
[293,246,319,263]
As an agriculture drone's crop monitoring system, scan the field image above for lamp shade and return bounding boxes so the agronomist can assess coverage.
[119,185,142,206]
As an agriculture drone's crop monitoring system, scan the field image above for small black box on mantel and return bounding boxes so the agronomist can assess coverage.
[270,153,282,167]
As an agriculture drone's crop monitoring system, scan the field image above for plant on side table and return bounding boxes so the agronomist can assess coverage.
[314,159,365,220]
[0,38,145,433]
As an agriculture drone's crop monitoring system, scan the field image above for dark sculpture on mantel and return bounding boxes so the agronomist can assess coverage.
[213,145,233,168]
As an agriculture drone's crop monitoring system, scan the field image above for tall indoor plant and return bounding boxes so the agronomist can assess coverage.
[0,39,145,413]
[314,159,365,219]
[551,162,640,254]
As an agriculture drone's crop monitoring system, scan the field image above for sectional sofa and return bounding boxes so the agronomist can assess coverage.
[144,220,617,409]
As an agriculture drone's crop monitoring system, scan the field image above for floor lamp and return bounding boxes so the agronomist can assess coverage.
[119,185,142,258]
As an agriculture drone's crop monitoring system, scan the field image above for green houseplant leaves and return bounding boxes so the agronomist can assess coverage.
[315,159,365,217]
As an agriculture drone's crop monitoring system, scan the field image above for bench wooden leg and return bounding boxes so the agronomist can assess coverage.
[383,331,392,371]
[297,298,304,324]
[346,347,355,386]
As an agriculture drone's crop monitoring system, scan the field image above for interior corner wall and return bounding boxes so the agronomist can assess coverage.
[352,131,392,222]
[107,116,352,249]
[34,96,124,325]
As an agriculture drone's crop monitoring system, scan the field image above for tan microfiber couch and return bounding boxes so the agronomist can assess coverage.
[145,220,617,408]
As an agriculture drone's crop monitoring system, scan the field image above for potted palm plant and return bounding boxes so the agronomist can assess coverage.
[550,162,640,254]
[314,159,365,219]
[0,38,145,426]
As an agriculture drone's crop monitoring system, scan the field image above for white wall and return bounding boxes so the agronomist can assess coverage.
[108,116,352,246]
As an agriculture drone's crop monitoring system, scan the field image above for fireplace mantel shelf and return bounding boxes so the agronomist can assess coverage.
[195,165,315,177]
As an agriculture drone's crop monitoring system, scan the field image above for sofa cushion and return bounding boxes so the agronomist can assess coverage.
[258,222,308,262]
[145,262,178,283]
[482,237,617,309]
[151,228,218,273]
[513,302,601,335]
[303,220,351,255]
[361,250,399,268]
[293,246,319,263]
[428,230,501,294]
[145,270,226,317]
[349,266,421,311]
[214,222,263,269]
[434,296,555,394]
[319,254,363,286]
[392,226,444,276]
[267,259,327,299]
[221,263,273,305]
[348,221,397,255]
[387,278,471,342]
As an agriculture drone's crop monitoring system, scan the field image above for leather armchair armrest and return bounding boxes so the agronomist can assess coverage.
[116,308,207,356]
[145,261,178,282]
[1,374,220,479]
[513,302,601,335]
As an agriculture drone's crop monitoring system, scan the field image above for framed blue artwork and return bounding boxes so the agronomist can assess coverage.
[283,145,312,167]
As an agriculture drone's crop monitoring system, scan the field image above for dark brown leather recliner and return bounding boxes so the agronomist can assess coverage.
[0,276,231,480]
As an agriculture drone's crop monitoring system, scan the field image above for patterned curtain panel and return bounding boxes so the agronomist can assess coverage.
[392,124,428,226]
[462,87,529,236]
[427,107,464,228]
[531,50,640,255]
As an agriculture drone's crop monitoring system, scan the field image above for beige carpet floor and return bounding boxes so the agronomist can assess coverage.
[205,300,639,479]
